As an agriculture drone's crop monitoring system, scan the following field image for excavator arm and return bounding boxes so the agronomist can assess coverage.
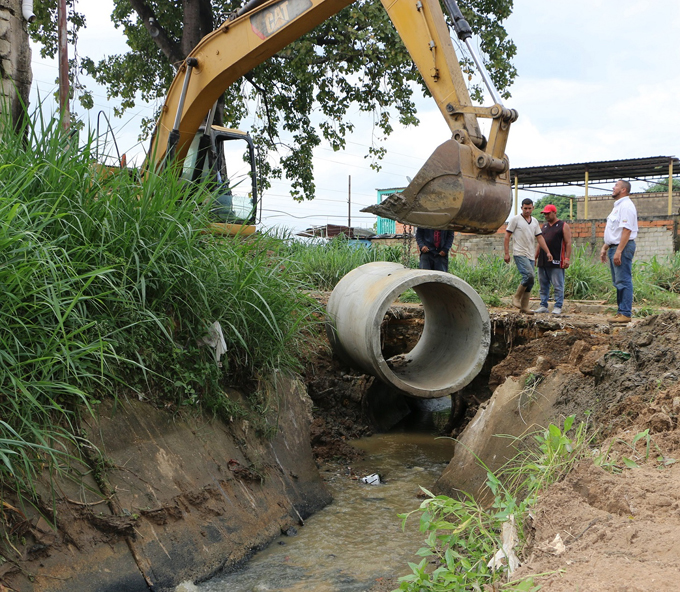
[148,0,516,233]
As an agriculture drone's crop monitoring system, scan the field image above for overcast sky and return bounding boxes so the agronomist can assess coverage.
[30,0,680,233]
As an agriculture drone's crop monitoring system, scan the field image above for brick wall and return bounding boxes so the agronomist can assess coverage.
[575,191,680,219]
[373,216,679,264]
[453,216,678,263]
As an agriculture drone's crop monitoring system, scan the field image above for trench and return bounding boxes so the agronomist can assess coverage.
[196,430,455,591]
[193,303,585,591]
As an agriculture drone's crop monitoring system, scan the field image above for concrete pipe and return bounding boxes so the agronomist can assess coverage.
[326,262,490,399]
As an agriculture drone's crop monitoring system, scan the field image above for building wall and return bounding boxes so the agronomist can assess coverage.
[373,216,679,264]
[453,217,678,263]
[575,191,680,219]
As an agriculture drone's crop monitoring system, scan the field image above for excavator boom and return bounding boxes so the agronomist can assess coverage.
[149,0,516,234]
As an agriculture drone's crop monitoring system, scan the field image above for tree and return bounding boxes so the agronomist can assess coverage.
[532,194,573,221]
[645,179,680,193]
[29,0,517,200]
[0,0,33,133]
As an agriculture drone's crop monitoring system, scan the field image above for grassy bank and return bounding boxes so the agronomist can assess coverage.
[0,113,315,497]
[281,237,680,309]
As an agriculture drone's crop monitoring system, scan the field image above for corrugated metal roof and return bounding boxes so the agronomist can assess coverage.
[510,156,679,188]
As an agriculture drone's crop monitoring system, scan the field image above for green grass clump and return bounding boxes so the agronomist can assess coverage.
[0,110,314,496]
[396,416,591,591]
[449,254,520,301]
[280,235,403,291]
[563,246,612,299]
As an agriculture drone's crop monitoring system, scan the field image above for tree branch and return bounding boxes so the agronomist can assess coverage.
[128,0,184,64]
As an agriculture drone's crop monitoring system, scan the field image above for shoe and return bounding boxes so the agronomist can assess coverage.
[552,307,562,315]
[535,306,549,313]
[520,292,534,315]
[610,314,631,323]
[512,285,526,309]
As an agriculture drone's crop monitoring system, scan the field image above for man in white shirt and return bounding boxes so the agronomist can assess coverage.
[600,179,638,323]
[504,198,552,314]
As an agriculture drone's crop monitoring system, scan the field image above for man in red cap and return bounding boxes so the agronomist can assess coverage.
[534,204,572,315]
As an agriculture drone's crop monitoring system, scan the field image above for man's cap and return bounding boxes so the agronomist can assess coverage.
[541,204,557,214]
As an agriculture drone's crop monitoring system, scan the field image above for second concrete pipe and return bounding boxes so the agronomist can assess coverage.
[326,262,490,398]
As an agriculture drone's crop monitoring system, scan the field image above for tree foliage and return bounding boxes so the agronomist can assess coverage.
[645,179,680,193]
[532,194,574,221]
[29,0,517,200]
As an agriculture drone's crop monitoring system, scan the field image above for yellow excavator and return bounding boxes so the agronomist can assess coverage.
[146,0,517,235]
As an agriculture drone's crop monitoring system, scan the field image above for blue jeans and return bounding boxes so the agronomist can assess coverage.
[538,267,565,308]
[419,252,449,272]
[608,241,635,317]
[513,256,535,292]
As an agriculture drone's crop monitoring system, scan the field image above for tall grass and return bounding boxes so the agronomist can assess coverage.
[280,235,403,291]
[0,110,314,497]
[632,254,680,307]
[563,246,611,300]
[450,254,520,305]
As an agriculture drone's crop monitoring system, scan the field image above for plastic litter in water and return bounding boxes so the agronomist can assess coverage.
[360,473,381,485]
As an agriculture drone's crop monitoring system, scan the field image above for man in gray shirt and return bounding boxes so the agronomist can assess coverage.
[504,198,552,314]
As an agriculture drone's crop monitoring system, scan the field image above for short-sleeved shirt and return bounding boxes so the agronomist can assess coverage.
[604,196,638,246]
[537,220,566,268]
[506,214,542,258]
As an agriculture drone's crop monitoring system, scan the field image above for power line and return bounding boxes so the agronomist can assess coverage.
[261,209,375,220]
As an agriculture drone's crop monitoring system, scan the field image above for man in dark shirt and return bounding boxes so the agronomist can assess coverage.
[534,204,572,315]
[415,228,454,272]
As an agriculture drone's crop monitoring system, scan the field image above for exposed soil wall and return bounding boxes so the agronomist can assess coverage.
[1,377,331,592]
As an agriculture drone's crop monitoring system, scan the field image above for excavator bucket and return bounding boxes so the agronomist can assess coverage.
[362,139,512,234]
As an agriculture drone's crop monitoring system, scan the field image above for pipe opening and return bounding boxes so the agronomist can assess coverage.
[380,281,488,394]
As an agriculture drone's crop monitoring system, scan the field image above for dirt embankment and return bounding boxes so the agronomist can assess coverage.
[509,312,680,591]
[0,378,331,592]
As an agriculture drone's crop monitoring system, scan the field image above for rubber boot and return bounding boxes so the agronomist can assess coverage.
[520,292,534,315]
[512,284,525,309]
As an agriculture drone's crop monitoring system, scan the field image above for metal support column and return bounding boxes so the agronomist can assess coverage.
[514,175,518,216]
[584,168,589,220]
[669,159,674,216]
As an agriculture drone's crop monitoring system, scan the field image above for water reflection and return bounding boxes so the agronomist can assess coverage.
[197,433,454,592]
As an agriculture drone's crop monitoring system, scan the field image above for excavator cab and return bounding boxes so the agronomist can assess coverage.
[180,126,259,235]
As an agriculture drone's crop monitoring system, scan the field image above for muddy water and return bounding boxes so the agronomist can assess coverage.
[197,432,455,592]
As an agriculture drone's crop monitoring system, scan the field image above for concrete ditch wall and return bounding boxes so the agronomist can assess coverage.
[4,378,331,592]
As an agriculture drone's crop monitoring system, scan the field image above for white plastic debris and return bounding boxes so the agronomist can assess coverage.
[540,532,566,555]
[360,473,381,485]
[487,514,521,575]
[200,321,228,363]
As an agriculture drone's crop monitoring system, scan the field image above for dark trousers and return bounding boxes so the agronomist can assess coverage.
[419,252,449,272]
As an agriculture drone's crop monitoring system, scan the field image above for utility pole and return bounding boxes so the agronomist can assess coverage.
[348,175,351,236]
[58,0,70,130]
